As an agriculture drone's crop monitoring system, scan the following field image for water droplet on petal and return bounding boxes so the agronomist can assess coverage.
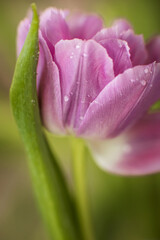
[82,53,88,57]
[64,96,69,102]
[144,68,149,74]
[80,116,84,120]
[141,80,147,86]
[76,45,80,49]
[70,55,73,59]
[130,79,135,83]
[118,42,123,48]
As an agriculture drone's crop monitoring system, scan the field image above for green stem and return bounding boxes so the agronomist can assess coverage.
[71,138,95,240]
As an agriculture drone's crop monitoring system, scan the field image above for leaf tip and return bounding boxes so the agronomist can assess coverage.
[31,3,38,22]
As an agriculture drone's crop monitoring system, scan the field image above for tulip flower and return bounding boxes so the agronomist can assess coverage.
[17,8,160,176]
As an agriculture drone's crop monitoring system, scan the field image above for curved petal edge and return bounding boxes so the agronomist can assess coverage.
[88,113,160,175]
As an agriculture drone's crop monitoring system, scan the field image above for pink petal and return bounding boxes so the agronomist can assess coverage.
[93,21,147,66]
[88,113,160,175]
[93,19,132,42]
[17,18,30,56]
[54,39,114,130]
[99,38,132,75]
[146,36,160,63]
[77,63,160,139]
[112,19,132,32]
[40,8,70,46]
[67,12,103,40]
[121,30,148,66]
[38,34,64,134]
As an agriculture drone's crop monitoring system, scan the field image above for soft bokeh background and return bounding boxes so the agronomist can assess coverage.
[1,0,160,239]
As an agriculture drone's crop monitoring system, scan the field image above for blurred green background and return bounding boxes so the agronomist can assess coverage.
[1,0,160,239]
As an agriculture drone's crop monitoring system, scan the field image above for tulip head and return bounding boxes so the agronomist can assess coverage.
[17,8,160,175]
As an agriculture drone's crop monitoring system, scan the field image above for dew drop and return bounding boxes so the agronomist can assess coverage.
[141,80,147,86]
[82,53,88,57]
[70,55,73,59]
[64,95,69,102]
[80,116,84,120]
[76,45,80,49]
[130,78,135,83]
[118,42,123,48]
[144,68,149,74]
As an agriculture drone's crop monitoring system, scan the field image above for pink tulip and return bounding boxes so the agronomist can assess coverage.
[17,8,160,175]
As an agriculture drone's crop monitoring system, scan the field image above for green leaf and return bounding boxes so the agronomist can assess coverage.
[10,4,80,240]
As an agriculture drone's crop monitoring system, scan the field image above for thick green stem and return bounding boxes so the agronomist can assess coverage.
[71,138,95,240]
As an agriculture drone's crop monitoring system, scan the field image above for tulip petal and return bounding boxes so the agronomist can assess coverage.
[93,19,132,42]
[67,13,103,40]
[78,63,160,139]
[99,38,132,75]
[17,18,30,56]
[38,34,64,134]
[40,8,70,46]
[146,36,160,63]
[93,19,131,41]
[122,30,148,66]
[54,39,114,130]
[94,22,147,66]
[88,113,160,175]
[112,19,132,32]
